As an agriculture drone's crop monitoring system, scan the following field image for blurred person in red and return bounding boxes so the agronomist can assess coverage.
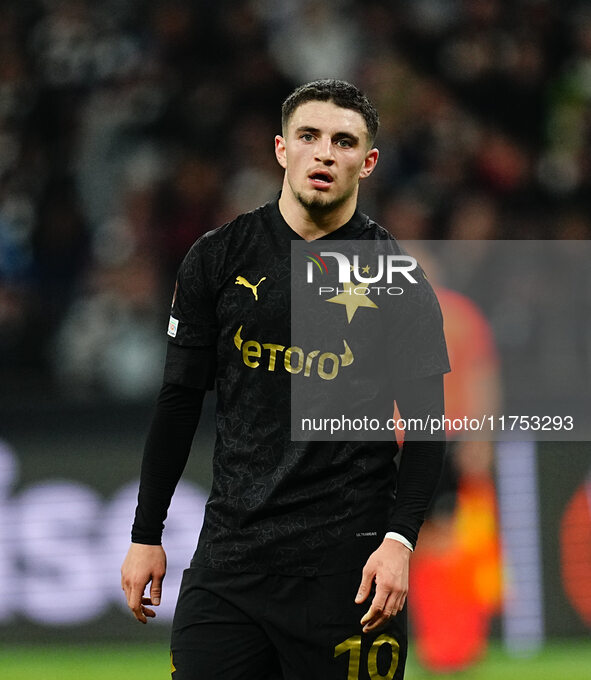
[402,246,502,673]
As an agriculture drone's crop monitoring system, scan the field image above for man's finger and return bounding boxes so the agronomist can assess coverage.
[361,605,385,632]
[393,597,405,615]
[133,601,157,624]
[361,588,400,632]
[360,601,383,626]
[150,574,163,606]
[390,587,407,615]
[360,583,388,624]
[139,598,157,620]
[127,583,142,610]
[355,567,374,604]
[369,581,389,612]
[360,606,374,626]
[363,615,388,633]
[133,605,147,624]
[383,593,399,619]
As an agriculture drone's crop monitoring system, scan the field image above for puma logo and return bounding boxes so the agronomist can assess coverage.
[235,275,266,300]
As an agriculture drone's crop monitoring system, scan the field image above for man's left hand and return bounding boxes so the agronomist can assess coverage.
[355,538,411,633]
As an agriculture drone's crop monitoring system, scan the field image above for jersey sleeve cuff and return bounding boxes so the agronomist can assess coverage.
[384,532,414,551]
[131,528,163,545]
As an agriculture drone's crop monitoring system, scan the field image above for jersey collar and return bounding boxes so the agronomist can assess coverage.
[266,195,368,241]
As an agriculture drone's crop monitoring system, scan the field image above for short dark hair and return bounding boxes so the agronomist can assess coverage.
[281,79,379,145]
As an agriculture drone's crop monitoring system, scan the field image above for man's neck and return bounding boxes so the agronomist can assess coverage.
[278,187,358,242]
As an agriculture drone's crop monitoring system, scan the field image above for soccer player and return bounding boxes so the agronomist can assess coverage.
[121,79,449,680]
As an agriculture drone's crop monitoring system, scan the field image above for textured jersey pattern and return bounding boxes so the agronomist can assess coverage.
[169,200,449,575]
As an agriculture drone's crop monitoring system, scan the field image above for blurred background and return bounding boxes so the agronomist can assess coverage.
[0,0,590,678]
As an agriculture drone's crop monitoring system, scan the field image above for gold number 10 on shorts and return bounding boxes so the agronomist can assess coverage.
[334,634,399,679]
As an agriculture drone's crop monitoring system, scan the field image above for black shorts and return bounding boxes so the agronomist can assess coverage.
[170,566,407,680]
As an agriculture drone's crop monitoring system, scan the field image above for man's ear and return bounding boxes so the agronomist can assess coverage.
[359,148,379,179]
[275,135,287,169]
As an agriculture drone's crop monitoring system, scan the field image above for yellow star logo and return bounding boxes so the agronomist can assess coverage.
[327,281,378,323]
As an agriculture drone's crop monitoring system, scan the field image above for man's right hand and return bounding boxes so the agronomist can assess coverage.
[121,543,167,624]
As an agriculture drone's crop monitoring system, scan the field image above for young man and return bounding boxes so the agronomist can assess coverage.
[121,79,449,679]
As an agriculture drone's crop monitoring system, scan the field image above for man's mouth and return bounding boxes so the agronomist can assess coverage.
[309,171,334,186]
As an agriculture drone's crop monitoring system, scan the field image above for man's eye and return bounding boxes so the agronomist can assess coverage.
[337,139,352,148]
[301,134,314,142]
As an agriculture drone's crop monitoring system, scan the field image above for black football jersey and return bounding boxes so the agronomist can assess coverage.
[168,199,449,575]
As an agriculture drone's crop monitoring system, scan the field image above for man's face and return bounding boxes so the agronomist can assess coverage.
[275,100,378,214]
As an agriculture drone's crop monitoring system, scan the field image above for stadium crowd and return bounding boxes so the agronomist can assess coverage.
[1,0,590,402]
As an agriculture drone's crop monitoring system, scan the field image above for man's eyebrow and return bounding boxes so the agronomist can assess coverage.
[295,126,321,135]
[294,126,360,143]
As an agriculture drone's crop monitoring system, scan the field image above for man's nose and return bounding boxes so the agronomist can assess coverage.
[315,137,335,164]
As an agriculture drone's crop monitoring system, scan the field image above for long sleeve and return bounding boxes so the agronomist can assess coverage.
[131,381,206,544]
[389,373,446,547]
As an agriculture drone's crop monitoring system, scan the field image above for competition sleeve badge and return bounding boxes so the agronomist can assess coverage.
[168,315,179,337]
